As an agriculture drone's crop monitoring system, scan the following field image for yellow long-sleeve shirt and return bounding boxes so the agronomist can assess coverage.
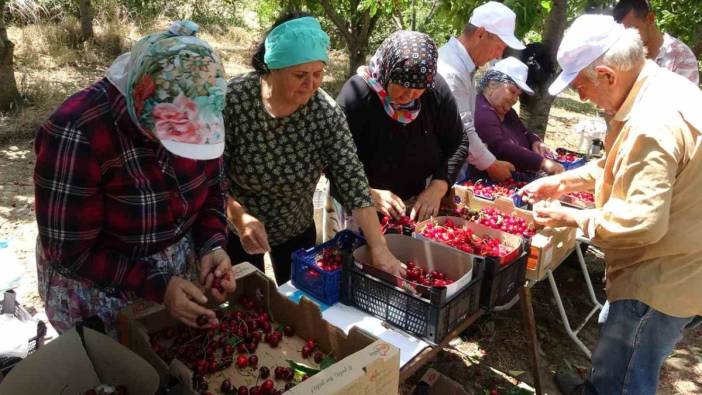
[574,61,702,318]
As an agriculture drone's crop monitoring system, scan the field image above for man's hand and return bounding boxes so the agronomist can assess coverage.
[532,204,582,228]
[235,213,271,255]
[410,180,448,222]
[370,188,406,219]
[200,248,236,303]
[486,160,515,181]
[532,141,556,158]
[518,175,567,204]
[163,276,218,328]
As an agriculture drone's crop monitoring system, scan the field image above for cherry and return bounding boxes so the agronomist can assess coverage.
[283,325,295,337]
[237,343,248,354]
[274,366,286,380]
[301,345,313,358]
[249,386,261,395]
[207,359,218,373]
[238,386,249,395]
[196,314,209,327]
[261,379,274,392]
[246,341,258,353]
[305,339,315,349]
[313,351,324,363]
[224,344,234,356]
[259,366,270,379]
[221,378,233,394]
[236,355,249,369]
[248,354,259,368]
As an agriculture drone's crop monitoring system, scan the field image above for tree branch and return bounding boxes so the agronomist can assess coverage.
[318,0,354,44]
[392,8,405,30]
[422,0,439,27]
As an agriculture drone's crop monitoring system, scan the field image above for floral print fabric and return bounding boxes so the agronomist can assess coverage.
[223,73,373,246]
[107,20,226,159]
[358,30,438,124]
[37,234,195,338]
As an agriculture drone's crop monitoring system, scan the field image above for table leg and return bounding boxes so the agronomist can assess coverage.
[519,286,544,395]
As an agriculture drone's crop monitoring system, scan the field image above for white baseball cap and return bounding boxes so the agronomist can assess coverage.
[548,14,626,96]
[469,1,525,50]
[492,57,534,95]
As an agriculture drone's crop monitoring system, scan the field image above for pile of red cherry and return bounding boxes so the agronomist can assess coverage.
[460,179,527,200]
[380,215,415,234]
[419,219,510,257]
[404,260,455,287]
[150,296,328,395]
[552,148,584,163]
[315,247,343,272]
[475,207,536,238]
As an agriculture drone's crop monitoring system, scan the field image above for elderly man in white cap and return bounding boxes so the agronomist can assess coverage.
[438,1,525,182]
[519,14,702,395]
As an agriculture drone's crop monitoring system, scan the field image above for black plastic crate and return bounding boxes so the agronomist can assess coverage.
[0,290,46,375]
[341,258,484,344]
[479,249,529,310]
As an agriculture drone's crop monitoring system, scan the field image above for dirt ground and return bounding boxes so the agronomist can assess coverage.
[1,21,701,395]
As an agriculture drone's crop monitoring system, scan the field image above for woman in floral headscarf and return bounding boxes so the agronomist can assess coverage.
[34,21,234,336]
[337,31,469,222]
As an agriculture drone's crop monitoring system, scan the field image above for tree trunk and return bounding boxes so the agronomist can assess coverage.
[0,0,20,111]
[347,43,368,77]
[520,0,568,138]
[79,0,94,41]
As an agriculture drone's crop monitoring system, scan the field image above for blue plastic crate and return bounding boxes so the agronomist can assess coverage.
[553,148,587,170]
[291,230,365,305]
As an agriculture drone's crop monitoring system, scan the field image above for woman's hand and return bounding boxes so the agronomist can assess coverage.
[370,245,405,277]
[235,213,271,255]
[541,158,565,175]
[370,188,406,219]
[533,203,582,228]
[410,180,448,222]
[532,141,556,158]
[200,248,236,303]
[163,276,218,328]
[486,160,516,181]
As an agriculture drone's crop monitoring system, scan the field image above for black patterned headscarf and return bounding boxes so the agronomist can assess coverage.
[357,31,437,123]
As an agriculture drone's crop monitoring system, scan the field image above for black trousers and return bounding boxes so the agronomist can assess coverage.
[226,224,316,285]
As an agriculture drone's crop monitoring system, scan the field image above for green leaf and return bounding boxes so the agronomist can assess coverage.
[540,0,552,12]
[286,359,320,376]
[509,370,526,377]
[319,355,336,370]
[228,336,243,346]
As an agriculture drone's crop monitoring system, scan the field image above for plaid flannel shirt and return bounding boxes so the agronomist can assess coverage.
[34,78,227,303]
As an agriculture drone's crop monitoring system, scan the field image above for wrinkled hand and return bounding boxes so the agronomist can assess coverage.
[533,204,581,228]
[541,158,565,175]
[532,141,556,158]
[163,276,218,328]
[486,160,516,181]
[410,183,445,222]
[236,213,271,255]
[518,176,565,204]
[370,246,405,277]
[370,188,406,219]
[200,248,236,303]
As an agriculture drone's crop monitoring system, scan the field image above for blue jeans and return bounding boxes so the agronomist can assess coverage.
[584,300,693,395]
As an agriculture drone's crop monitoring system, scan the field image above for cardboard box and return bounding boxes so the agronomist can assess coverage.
[414,216,523,265]
[526,226,577,281]
[0,326,159,395]
[352,233,476,300]
[120,263,401,395]
[410,368,469,395]
[450,188,576,282]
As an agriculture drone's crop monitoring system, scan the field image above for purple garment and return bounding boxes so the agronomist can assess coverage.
[474,94,543,172]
